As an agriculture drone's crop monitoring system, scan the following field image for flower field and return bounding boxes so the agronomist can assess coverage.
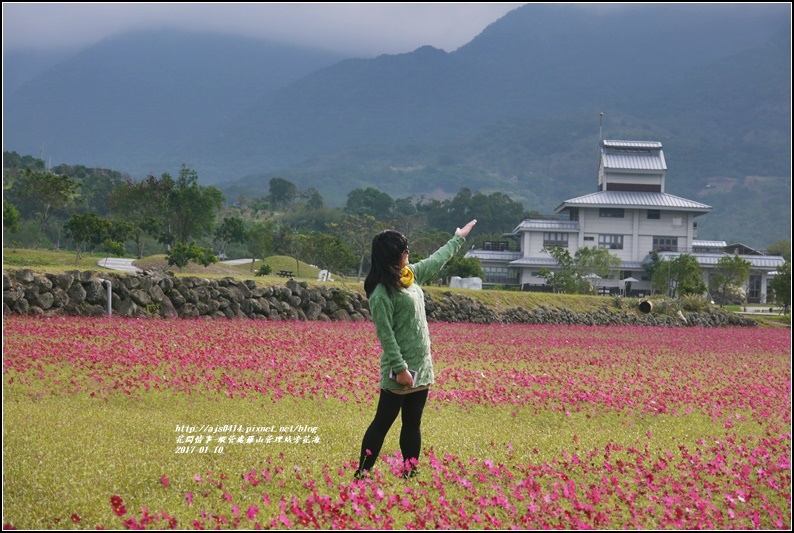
[2,316,791,529]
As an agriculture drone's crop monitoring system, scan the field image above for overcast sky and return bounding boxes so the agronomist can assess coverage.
[2,3,527,57]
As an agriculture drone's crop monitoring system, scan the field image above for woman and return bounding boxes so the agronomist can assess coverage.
[355,219,477,479]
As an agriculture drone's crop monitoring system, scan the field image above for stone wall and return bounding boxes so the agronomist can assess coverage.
[3,269,757,327]
[424,291,757,327]
[3,269,369,322]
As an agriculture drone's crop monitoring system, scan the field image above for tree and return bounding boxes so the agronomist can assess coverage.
[105,220,135,257]
[766,240,791,262]
[644,251,664,295]
[425,188,473,231]
[422,188,524,236]
[268,177,298,210]
[3,200,20,233]
[393,211,429,245]
[573,246,621,294]
[708,254,752,307]
[15,168,76,248]
[246,220,275,272]
[163,166,224,245]
[282,232,308,276]
[672,254,707,297]
[410,227,452,258]
[394,197,417,217]
[652,254,706,297]
[213,216,247,258]
[108,174,172,258]
[303,188,324,210]
[537,246,621,294]
[440,254,485,283]
[468,191,525,235]
[302,233,356,275]
[52,164,125,216]
[345,187,395,220]
[538,246,579,294]
[166,241,217,271]
[63,212,111,262]
[768,261,791,314]
[331,214,387,281]
[575,246,621,281]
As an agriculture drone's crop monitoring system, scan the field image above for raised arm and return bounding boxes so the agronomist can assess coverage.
[411,220,477,285]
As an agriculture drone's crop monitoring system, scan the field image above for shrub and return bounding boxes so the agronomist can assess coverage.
[679,294,710,312]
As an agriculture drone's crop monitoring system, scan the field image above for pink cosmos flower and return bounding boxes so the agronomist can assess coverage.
[246,504,259,520]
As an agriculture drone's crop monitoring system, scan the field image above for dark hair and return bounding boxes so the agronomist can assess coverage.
[364,230,408,297]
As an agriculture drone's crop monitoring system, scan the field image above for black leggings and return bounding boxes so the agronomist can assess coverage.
[357,388,429,472]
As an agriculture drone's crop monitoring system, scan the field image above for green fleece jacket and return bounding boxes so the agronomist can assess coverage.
[368,235,465,391]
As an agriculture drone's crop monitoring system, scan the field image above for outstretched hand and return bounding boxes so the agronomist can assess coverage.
[455,219,477,239]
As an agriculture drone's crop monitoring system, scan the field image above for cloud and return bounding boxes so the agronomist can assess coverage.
[2,3,525,56]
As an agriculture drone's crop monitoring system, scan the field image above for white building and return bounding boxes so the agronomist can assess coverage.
[466,140,786,303]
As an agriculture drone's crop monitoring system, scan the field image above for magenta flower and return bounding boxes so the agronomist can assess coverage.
[246,504,259,520]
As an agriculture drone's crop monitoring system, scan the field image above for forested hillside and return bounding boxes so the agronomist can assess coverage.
[3,4,790,248]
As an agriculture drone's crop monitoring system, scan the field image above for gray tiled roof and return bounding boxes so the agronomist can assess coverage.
[511,220,580,233]
[506,257,648,270]
[508,257,562,267]
[603,152,666,171]
[556,191,711,212]
[465,250,523,262]
[657,252,786,269]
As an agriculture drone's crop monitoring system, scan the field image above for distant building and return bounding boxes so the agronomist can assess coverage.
[466,140,786,303]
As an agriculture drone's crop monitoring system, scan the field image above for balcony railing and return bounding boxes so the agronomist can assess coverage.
[652,246,762,254]
[483,276,520,286]
[543,240,569,248]
[523,214,571,221]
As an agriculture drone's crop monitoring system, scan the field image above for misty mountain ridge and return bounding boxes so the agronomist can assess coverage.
[4,28,345,172]
[3,3,790,248]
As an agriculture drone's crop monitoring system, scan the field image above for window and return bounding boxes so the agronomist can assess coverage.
[483,241,509,251]
[598,234,623,250]
[483,266,517,284]
[543,232,568,247]
[653,236,678,252]
[600,208,624,218]
[647,209,660,219]
[583,236,595,241]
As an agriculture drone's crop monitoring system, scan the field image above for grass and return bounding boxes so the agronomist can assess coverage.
[425,286,605,314]
[2,381,769,530]
[2,247,118,273]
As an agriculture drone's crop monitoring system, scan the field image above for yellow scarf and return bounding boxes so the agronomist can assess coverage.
[400,266,414,288]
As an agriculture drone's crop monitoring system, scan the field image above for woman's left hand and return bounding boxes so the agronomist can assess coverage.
[455,219,477,239]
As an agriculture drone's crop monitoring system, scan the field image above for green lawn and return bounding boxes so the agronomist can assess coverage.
[2,247,117,272]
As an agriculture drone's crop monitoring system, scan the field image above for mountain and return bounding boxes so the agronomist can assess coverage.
[2,47,81,94]
[3,29,344,174]
[2,4,790,248]
[192,3,790,179]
